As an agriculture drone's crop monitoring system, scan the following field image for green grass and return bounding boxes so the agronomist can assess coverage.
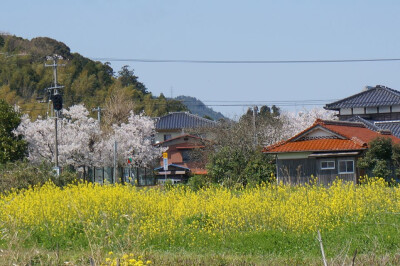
[2,213,399,265]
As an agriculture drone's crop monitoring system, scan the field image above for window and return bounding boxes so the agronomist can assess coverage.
[338,160,354,174]
[321,160,335,170]
[181,149,191,163]
[164,134,171,141]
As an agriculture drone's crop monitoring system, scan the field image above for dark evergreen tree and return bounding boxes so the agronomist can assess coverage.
[357,137,398,179]
[0,100,26,163]
[118,65,148,94]
[259,105,271,116]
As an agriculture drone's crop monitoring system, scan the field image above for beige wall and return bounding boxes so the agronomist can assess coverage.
[155,131,184,144]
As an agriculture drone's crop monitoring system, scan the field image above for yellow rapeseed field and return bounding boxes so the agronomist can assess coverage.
[0,177,398,249]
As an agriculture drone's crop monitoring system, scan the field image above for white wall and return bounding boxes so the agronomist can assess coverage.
[353,107,365,114]
[379,106,390,113]
[366,107,377,114]
[340,108,352,115]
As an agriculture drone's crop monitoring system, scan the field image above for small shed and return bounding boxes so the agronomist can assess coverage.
[154,164,191,184]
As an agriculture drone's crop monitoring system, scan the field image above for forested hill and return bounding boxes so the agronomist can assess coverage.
[0,34,187,118]
[175,95,226,120]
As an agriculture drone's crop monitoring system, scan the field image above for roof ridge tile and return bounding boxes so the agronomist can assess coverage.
[350,136,367,147]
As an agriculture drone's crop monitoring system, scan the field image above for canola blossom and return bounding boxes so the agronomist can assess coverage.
[102,252,152,266]
[0,178,399,249]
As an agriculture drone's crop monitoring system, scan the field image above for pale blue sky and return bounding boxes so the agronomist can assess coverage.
[1,0,400,117]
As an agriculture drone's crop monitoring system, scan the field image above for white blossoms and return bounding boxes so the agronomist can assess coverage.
[15,105,161,169]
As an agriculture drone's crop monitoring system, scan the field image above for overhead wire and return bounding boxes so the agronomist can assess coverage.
[90,57,400,64]
[2,51,399,112]
[3,52,400,64]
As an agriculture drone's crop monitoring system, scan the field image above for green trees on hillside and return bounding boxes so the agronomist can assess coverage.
[118,65,148,94]
[0,35,187,119]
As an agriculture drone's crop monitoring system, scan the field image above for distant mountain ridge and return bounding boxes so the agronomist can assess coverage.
[175,95,226,121]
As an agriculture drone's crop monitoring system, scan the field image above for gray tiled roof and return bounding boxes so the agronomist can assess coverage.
[345,116,400,138]
[347,116,381,131]
[374,121,400,138]
[155,112,217,130]
[325,85,400,110]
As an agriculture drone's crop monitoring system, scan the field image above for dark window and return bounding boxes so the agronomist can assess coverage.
[321,160,335,170]
[338,160,354,174]
[164,134,171,141]
[181,150,191,162]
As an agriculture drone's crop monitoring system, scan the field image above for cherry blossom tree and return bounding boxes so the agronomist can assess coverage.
[16,105,161,171]
[15,105,101,170]
[279,107,336,140]
[58,105,101,169]
[97,111,162,168]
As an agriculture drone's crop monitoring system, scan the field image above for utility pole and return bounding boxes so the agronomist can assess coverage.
[45,55,65,175]
[113,141,117,184]
[92,106,104,123]
[45,54,65,97]
[253,105,258,148]
[54,115,59,169]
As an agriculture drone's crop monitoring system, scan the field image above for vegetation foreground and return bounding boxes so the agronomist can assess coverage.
[1,178,400,265]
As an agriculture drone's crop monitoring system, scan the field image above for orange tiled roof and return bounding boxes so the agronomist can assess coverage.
[192,169,208,175]
[263,119,400,153]
[265,138,366,153]
[323,123,400,143]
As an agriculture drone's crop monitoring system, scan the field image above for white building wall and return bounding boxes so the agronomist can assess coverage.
[379,106,391,113]
[366,107,378,114]
[392,105,400,112]
[340,108,352,115]
[307,129,335,138]
[353,107,365,115]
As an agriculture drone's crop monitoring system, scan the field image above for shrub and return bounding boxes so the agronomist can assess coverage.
[187,175,210,191]
[0,161,78,193]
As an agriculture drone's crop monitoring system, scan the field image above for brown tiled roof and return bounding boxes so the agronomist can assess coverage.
[263,119,400,153]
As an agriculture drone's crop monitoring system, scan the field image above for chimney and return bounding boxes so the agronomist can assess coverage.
[363,85,374,91]
[379,129,392,135]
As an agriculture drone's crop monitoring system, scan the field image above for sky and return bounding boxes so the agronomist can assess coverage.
[1,0,400,118]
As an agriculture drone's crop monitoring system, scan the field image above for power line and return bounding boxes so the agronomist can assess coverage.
[3,50,400,64]
[90,57,400,64]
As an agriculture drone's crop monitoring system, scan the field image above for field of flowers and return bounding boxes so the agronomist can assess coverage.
[1,178,400,264]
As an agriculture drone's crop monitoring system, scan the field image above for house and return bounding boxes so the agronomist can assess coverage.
[154,134,209,184]
[325,85,400,137]
[263,119,400,185]
[154,112,217,143]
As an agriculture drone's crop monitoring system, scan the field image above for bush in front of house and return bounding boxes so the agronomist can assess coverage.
[357,136,400,180]
[187,174,211,191]
[207,148,276,188]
